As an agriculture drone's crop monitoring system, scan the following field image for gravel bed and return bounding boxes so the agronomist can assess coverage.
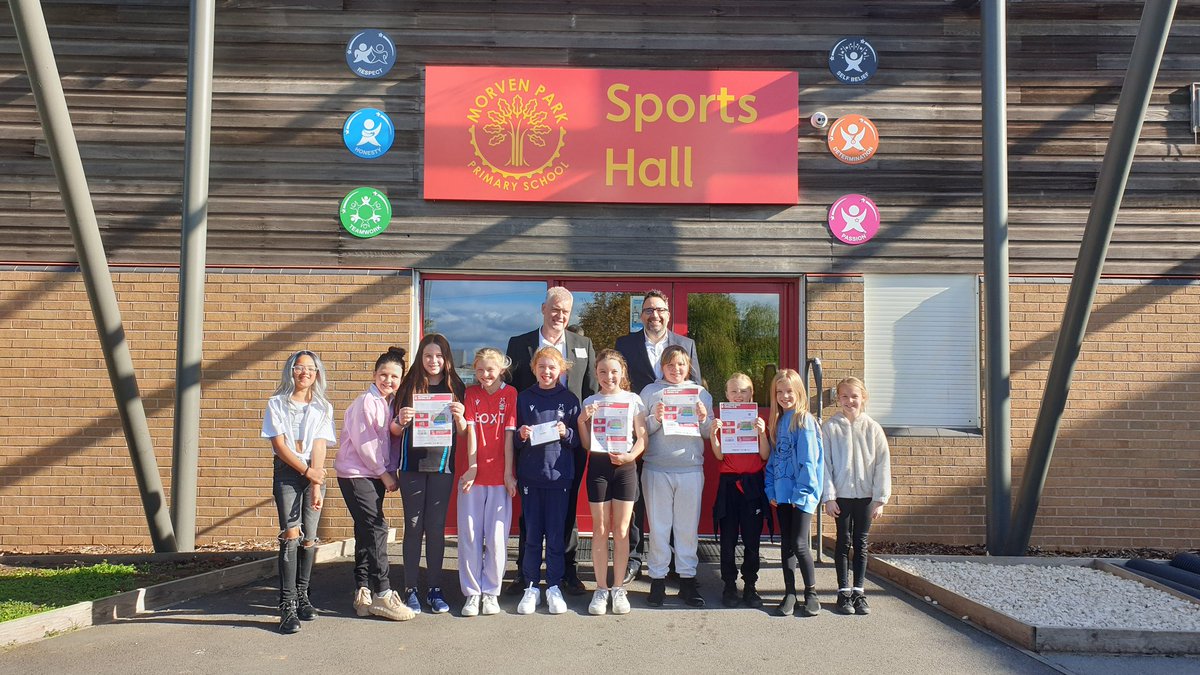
[889,558,1200,632]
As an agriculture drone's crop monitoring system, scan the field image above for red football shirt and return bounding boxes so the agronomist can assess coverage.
[461,383,517,486]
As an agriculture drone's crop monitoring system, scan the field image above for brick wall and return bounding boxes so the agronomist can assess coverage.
[0,269,411,551]
[806,277,1200,550]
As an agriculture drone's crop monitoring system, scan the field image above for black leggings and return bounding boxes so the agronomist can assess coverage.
[398,471,454,590]
[834,497,874,589]
[777,504,815,592]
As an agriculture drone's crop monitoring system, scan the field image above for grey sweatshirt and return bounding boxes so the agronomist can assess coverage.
[639,380,714,473]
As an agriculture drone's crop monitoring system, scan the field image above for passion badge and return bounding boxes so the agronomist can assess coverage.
[828,194,879,245]
[829,37,878,85]
[340,187,392,238]
[345,30,396,79]
[343,108,394,159]
[827,114,879,165]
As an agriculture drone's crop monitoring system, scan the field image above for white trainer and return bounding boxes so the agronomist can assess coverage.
[517,585,541,615]
[546,585,567,615]
[611,586,631,615]
[588,588,609,615]
[461,594,481,617]
[353,587,372,617]
[480,594,501,616]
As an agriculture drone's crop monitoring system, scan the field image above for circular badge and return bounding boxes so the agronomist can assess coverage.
[829,37,878,85]
[345,30,396,79]
[343,108,394,159]
[826,114,879,165]
[339,187,391,238]
[828,194,880,245]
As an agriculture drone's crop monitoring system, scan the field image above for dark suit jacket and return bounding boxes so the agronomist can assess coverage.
[615,329,701,395]
[505,328,598,402]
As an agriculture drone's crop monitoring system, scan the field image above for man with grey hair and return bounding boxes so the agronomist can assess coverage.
[505,286,597,596]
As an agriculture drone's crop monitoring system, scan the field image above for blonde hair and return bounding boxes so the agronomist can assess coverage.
[531,346,571,373]
[836,376,869,410]
[768,368,809,444]
[473,347,511,371]
[725,372,753,392]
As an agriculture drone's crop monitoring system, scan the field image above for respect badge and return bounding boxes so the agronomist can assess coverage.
[339,187,391,238]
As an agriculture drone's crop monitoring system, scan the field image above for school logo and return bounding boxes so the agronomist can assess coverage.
[343,108,394,159]
[829,37,878,85]
[828,194,880,245]
[345,30,395,79]
[339,187,391,238]
[826,114,879,165]
[466,77,570,192]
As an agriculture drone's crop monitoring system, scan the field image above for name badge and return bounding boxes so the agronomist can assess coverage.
[574,347,588,358]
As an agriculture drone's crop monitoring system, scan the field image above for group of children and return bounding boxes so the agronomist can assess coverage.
[261,337,891,632]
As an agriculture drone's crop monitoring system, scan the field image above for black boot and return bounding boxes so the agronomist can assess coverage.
[721,581,740,608]
[743,582,763,608]
[647,578,666,607]
[679,577,705,607]
[800,587,821,617]
[278,537,299,620]
[295,541,317,621]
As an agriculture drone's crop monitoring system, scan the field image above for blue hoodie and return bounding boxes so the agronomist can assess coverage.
[765,410,824,514]
[514,383,581,488]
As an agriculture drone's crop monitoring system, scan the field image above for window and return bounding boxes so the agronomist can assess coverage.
[422,279,547,384]
[863,275,980,429]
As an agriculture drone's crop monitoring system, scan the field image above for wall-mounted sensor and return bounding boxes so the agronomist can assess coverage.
[810,112,829,129]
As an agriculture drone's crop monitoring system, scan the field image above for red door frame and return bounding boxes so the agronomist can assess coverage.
[420,274,802,536]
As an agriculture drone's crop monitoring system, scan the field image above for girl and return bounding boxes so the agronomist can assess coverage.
[456,348,518,617]
[334,347,414,622]
[262,350,336,634]
[765,368,824,617]
[577,349,648,615]
[514,346,581,615]
[822,377,891,616]
[710,372,770,609]
[390,333,468,615]
[639,345,713,608]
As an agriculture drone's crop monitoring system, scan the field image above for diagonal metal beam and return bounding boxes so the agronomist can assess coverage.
[1006,0,1177,555]
[9,0,175,550]
[171,0,217,552]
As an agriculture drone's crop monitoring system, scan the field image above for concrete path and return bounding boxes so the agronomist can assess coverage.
[0,541,1192,675]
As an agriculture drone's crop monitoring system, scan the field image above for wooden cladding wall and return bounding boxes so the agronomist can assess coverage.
[0,0,1197,275]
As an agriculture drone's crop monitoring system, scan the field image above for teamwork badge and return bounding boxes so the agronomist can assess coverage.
[828,194,879,246]
[339,187,391,238]
[343,108,394,159]
[829,37,878,85]
[345,30,396,79]
[827,114,879,165]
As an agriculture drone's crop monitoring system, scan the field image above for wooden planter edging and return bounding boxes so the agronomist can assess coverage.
[871,555,1200,655]
[0,532,392,649]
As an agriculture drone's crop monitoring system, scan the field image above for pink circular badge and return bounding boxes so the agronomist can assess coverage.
[828,194,879,245]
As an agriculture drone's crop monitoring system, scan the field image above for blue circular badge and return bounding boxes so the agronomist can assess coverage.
[345,30,396,79]
[829,37,878,85]
[343,108,394,159]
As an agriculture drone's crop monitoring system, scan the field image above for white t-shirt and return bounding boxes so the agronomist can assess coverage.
[261,394,336,462]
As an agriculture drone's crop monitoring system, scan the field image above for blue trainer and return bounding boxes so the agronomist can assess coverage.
[403,588,422,615]
[427,587,450,614]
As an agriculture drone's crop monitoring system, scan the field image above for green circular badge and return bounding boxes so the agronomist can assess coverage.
[339,187,391,238]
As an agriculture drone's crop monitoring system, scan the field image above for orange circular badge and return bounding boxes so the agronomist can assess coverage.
[826,114,879,164]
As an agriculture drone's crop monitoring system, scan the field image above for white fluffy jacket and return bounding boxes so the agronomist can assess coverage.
[821,412,891,504]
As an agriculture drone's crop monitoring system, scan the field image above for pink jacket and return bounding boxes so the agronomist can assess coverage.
[333,385,397,478]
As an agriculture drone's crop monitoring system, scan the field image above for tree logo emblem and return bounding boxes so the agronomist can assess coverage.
[339,187,391,238]
[468,86,568,181]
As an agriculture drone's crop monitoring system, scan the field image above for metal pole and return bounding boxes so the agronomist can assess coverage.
[1007,0,1177,555]
[807,357,824,563]
[9,0,175,551]
[981,0,1012,555]
[170,0,217,551]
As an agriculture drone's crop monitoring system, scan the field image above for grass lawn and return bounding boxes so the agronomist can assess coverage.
[1,562,161,622]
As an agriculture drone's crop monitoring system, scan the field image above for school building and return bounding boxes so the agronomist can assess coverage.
[0,0,1197,552]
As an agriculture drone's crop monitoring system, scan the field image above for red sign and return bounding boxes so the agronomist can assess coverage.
[424,66,798,204]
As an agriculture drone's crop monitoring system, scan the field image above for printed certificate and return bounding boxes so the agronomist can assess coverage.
[591,402,632,454]
[529,420,560,446]
[661,386,701,437]
[412,393,455,447]
[719,402,760,454]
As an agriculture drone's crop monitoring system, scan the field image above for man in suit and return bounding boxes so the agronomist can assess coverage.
[505,286,597,596]
[614,289,701,585]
